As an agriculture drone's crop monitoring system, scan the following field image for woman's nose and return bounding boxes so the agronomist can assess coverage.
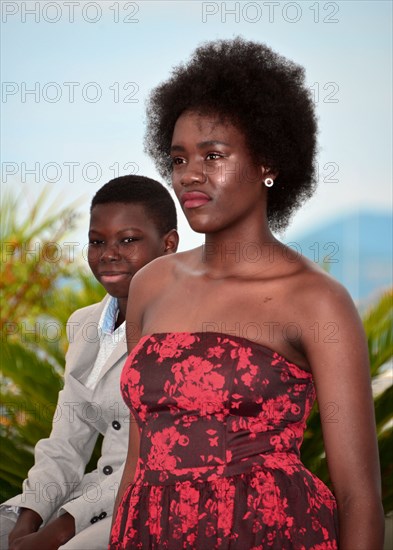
[180,160,207,186]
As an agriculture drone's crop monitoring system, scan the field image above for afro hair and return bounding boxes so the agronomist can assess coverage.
[144,37,318,232]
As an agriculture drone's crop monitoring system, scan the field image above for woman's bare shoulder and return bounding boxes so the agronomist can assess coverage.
[130,247,199,298]
[286,255,362,334]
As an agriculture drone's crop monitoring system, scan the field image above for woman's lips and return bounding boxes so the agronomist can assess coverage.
[181,191,211,209]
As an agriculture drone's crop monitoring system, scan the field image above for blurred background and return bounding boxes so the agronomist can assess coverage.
[1,0,392,541]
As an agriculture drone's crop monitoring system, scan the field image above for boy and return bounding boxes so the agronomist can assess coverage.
[1,175,178,549]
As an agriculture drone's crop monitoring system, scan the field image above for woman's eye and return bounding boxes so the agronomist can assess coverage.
[171,157,185,166]
[206,153,223,160]
[89,240,103,245]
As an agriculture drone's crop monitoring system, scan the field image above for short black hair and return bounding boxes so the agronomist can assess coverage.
[91,175,177,235]
[145,37,318,232]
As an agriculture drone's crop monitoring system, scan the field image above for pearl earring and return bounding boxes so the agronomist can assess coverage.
[264,178,274,187]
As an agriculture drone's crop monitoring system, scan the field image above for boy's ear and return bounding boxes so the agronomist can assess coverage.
[163,229,179,254]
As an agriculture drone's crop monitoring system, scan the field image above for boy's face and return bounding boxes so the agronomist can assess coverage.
[88,202,166,299]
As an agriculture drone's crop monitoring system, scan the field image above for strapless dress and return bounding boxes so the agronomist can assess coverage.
[110,332,338,549]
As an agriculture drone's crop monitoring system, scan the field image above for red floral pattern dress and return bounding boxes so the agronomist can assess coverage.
[110,332,338,549]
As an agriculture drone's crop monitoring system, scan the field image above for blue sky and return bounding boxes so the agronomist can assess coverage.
[1,0,392,253]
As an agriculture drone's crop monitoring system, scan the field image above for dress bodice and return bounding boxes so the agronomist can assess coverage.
[121,331,315,484]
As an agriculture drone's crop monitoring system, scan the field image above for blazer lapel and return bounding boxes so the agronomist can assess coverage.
[66,297,108,384]
[95,334,128,385]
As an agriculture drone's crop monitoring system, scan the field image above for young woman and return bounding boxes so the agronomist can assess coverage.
[110,38,384,549]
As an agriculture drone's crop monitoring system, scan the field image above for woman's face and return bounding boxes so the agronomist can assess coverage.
[170,110,266,235]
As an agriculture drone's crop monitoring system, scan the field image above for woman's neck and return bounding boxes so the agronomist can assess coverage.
[201,217,279,276]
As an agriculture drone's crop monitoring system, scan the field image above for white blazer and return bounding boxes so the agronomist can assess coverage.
[2,296,130,534]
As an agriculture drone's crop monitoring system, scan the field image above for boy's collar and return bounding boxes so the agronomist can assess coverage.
[99,296,121,334]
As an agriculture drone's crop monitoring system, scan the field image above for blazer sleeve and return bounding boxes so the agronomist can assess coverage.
[2,307,101,523]
[57,457,126,534]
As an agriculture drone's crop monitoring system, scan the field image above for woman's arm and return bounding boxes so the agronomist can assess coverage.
[300,280,384,549]
[110,416,140,535]
[109,256,176,539]
[110,272,145,535]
